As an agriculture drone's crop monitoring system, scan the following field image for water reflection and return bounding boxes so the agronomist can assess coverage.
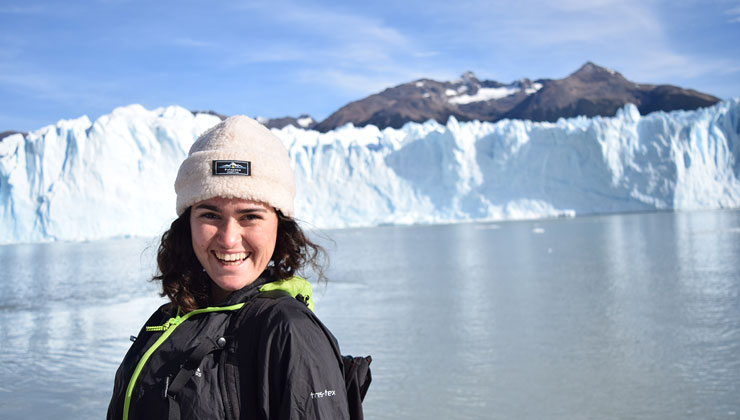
[0,238,164,419]
[673,211,740,416]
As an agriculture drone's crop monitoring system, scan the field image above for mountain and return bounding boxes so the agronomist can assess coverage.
[190,111,317,130]
[506,62,720,121]
[1,130,26,141]
[258,114,317,130]
[190,109,228,121]
[1,100,739,244]
[313,62,720,131]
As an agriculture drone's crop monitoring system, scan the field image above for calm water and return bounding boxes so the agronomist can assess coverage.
[1,210,739,419]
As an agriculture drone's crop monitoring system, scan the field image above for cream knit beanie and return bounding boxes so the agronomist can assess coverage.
[174,115,295,216]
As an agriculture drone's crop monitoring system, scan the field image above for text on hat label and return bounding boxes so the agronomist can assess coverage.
[212,160,251,176]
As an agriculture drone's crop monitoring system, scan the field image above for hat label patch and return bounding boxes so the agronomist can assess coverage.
[212,160,251,176]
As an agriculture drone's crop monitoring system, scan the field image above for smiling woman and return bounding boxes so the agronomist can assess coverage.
[106,116,363,420]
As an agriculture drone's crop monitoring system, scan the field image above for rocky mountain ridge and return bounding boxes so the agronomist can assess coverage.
[255,62,718,131]
[309,62,720,131]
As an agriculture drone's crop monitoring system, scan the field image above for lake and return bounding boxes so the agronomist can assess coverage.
[1,210,739,419]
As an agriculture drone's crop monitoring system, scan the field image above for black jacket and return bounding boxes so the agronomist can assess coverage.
[107,277,350,420]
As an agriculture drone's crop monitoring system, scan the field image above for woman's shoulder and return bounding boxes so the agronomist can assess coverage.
[258,291,319,326]
[253,276,319,325]
[253,293,343,363]
[249,291,336,342]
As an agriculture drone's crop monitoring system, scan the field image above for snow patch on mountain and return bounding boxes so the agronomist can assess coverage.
[525,82,543,95]
[448,81,543,104]
[1,100,739,244]
[449,86,521,104]
[296,117,313,128]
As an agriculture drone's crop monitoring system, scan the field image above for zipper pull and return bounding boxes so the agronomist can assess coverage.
[145,316,182,332]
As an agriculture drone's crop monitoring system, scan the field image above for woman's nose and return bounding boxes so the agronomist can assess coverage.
[218,219,240,247]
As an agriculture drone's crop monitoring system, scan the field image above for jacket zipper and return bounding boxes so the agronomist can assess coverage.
[122,303,245,420]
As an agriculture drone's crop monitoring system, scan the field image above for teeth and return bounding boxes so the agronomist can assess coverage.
[214,252,247,262]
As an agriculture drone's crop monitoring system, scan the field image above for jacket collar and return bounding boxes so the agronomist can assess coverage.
[214,269,276,307]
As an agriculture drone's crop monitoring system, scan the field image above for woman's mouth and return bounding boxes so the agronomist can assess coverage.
[213,251,249,265]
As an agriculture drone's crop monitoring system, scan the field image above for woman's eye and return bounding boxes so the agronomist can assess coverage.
[200,212,219,219]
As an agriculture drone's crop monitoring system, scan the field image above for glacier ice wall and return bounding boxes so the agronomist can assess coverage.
[1,100,739,244]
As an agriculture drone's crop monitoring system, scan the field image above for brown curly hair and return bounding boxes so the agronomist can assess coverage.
[153,208,326,313]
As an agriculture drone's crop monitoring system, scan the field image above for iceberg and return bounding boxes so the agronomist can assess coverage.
[1,100,739,244]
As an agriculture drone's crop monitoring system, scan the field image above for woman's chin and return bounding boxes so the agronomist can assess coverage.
[207,269,261,298]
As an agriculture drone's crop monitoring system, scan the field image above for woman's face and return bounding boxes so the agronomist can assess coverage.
[190,197,278,302]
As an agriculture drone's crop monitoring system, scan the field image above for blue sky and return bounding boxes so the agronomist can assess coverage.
[1,0,739,132]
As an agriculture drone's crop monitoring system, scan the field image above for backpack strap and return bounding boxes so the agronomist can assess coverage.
[164,337,223,420]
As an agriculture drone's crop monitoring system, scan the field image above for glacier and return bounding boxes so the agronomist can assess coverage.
[1,100,739,244]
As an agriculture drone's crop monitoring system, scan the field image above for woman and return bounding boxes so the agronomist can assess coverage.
[107,116,350,420]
